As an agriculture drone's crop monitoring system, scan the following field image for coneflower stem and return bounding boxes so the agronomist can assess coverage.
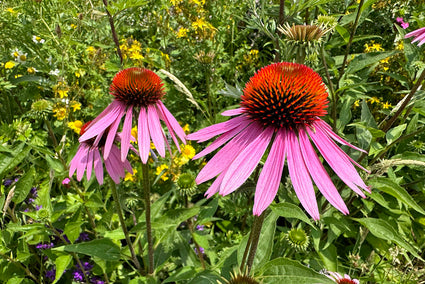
[246,211,266,274]
[110,182,143,274]
[320,46,337,128]
[142,163,154,275]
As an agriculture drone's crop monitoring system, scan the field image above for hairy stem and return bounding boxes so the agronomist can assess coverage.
[142,163,154,275]
[246,211,266,274]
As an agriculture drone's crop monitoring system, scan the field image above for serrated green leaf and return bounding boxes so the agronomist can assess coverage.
[12,168,35,204]
[354,218,421,259]
[53,255,72,284]
[54,238,121,261]
[368,177,425,215]
[270,203,315,228]
[386,124,406,144]
[260,257,335,283]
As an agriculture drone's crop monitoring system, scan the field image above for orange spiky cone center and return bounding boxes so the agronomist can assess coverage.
[337,279,357,284]
[241,62,328,130]
[110,67,164,107]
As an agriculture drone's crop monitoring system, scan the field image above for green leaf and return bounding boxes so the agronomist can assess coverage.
[354,218,421,259]
[187,270,222,284]
[0,144,29,178]
[368,177,425,215]
[335,25,350,44]
[45,154,64,174]
[53,255,72,284]
[54,238,121,261]
[259,257,335,283]
[163,266,199,283]
[270,203,315,228]
[64,221,84,244]
[386,124,406,144]
[347,51,398,74]
[12,167,35,204]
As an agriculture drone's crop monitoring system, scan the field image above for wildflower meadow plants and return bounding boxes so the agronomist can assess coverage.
[1,0,425,283]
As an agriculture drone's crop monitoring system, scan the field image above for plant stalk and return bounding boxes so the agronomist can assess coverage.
[142,163,154,275]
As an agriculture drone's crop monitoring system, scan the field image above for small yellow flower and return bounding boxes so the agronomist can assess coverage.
[86,46,96,54]
[53,107,67,120]
[192,18,208,31]
[5,61,15,69]
[177,27,189,38]
[131,126,138,141]
[155,164,169,181]
[68,120,84,134]
[181,144,196,160]
[130,51,144,60]
[382,101,392,109]
[124,168,137,181]
[70,101,81,112]
[70,23,77,29]
[182,124,190,133]
[6,8,16,14]
[128,40,142,53]
[368,97,380,104]
[353,100,360,108]
[27,67,37,74]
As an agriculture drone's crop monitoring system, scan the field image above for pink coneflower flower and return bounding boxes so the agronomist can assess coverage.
[79,67,186,163]
[69,122,133,184]
[326,271,360,284]
[188,62,370,219]
[405,26,425,46]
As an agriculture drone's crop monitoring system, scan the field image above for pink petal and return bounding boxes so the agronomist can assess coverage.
[157,104,181,152]
[76,144,89,181]
[204,174,224,198]
[148,104,165,157]
[157,100,186,145]
[110,146,126,179]
[69,145,87,177]
[314,119,367,154]
[221,108,244,116]
[93,149,104,185]
[298,129,349,215]
[86,148,94,181]
[286,130,320,220]
[187,115,248,142]
[405,27,425,38]
[79,100,125,142]
[193,119,250,160]
[121,105,133,162]
[253,128,286,216]
[220,127,274,196]
[138,107,150,164]
[195,123,262,185]
[307,127,369,197]
[103,104,126,160]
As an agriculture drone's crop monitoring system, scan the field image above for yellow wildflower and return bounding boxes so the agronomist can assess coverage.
[177,27,189,38]
[190,0,205,5]
[192,18,208,31]
[53,107,67,120]
[130,51,144,60]
[155,164,169,181]
[68,120,84,134]
[396,41,404,50]
[171,0,183,5]
[131,126,138,141]
[86,46,96,54]
[181,144,196,160]
[70,24,77,29]
[128,40,142,53]
[182,124,190,133]
[368,97,380,104]
[353,100,360,108]
[70,101,81,112]
[27,67,37,74]
[124,168,137,181]
[364,41,384,53]
[382,101,392,109]
[5,61,15,69]
[6,8,16,14]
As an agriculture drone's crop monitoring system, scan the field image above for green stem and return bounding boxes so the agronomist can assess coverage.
[110,182,143,274]
[102,0,123,64]
[0,251,39,283]
[142,163,154,275]
[320,46,337,128]
[246,211,266,274]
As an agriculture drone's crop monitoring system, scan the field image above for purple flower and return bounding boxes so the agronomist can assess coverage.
[194,246,205,254]
[3,179,13,186]
[36,242,54,250]
[401,22,409,29]
[196,225,205,231]
[76,232,90,242]
[30,187,38,197]
[73,270,84,282]
[35,205,42,211]
[82,262,93,271]
[45,269,56,281]
[90,277,105,284]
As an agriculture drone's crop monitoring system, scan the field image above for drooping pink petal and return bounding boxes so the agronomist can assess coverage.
[187,115,248,142]
[314,119,367,154]
[298,129,349,215]
[195,123,262,185]
[86,148,94,181]
[121,105,133,162]
[93,149,104,185]
[69,145,87,177]
[103,104,126,160]
[157,103,181,152]
[110,146,126,179]
[220,127,274,196]
[76,144,89,181]
[79,100,125,142]
[157,100,186,144]
[286,130,320,220]
[204,174,224,198]
[307,127,369,197]
[193,118,250,160]
[138,107,150,163]
[253,128,286,216]
[147,104,165,157]
[221,108,244,116]
[104,157,120,184]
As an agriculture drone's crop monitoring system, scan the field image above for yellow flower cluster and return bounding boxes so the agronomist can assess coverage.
[53,81,70,98]
[156,164,169,181]
[120,39,144,62]
[364,41,384,53]
[53,106,67,120]
[68,120,84,134]
[191,18,216,39]
[124,168,138,181]
[4,61,15,69]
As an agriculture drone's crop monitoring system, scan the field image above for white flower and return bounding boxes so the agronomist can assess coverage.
[49,69,60,76]
[32,35,45,44]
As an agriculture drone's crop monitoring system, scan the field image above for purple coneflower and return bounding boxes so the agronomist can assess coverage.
[69,121,133,184]
[188,62,370,220]
[405,26,425,46]
[79,67,186,163]
[326,271,360,284]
